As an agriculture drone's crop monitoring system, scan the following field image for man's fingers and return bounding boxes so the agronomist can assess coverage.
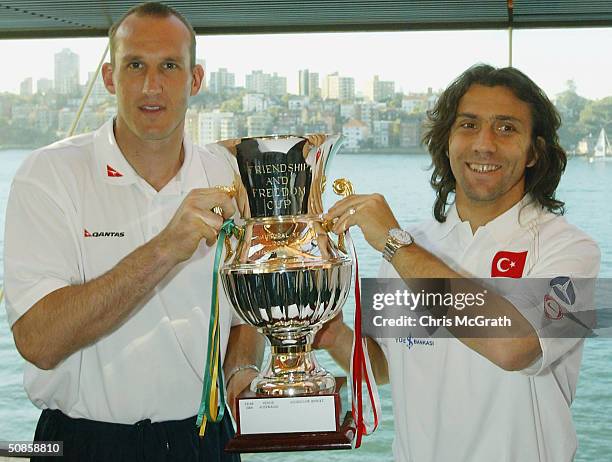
[200,211,224,231]
[216,194,236,219]
[332,207,359,234]
[326,194,366,219]
[188,189,237,220]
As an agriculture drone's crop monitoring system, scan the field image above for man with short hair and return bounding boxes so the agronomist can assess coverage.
[319,64,600,461]
[4,3,262,461]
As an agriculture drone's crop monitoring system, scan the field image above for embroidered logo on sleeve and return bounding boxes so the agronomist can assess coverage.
[543,277,576,320]
[106,164,124,177]
[544,294,564,320]
[491,251,528,278]
[549,276,576,305]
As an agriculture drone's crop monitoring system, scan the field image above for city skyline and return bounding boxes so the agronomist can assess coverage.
[2,28,612,99]
[11,58,418,101]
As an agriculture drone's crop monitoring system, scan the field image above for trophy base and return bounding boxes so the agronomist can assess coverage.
[225,377,354,453]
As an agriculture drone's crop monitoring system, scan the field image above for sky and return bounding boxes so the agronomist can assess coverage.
[1,27,611,99]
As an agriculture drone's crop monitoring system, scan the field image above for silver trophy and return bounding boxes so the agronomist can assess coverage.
[216,135,353,397]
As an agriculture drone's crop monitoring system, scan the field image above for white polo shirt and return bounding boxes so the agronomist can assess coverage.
[378,196,600,462]
[4,119,239,424]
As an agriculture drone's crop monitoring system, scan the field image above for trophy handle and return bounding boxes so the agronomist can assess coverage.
[332,178,354,197]
[331,178,354,253]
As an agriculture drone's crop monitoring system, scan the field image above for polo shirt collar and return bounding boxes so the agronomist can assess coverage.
[438,194,543,243]
[94,119,139,185]
[478,194,543,243]
[93,118,206,193]
[434,201,464,240]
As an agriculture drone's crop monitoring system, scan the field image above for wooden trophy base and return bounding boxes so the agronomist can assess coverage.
[225,377,355,453]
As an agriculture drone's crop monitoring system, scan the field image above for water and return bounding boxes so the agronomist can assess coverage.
[0,150,610,461]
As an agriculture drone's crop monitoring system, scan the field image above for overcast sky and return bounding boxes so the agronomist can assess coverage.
[1,27,611,99]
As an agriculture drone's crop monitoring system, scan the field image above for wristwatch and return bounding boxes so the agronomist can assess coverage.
[382,228,414,262]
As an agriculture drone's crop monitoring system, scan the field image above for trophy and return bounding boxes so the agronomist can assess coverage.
[213,134,355,452]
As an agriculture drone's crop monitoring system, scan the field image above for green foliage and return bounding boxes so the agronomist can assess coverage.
[579,97,612,137]
[0,120,57,148]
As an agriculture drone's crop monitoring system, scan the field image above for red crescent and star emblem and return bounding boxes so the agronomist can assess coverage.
[491,251,528,278]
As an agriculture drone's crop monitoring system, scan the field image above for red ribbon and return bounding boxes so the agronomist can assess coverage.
[348,230,380,448]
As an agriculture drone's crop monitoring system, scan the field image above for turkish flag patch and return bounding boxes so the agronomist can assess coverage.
[106,164,123,177]
[491,251,528,278]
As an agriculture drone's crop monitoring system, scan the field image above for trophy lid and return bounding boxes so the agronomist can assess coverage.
[216,134,343,219]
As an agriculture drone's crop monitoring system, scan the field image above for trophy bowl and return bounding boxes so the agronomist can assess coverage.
[212,134,353,397]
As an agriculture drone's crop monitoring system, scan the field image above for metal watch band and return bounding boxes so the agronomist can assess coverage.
[382,239,401,262]
[382,229,413,262]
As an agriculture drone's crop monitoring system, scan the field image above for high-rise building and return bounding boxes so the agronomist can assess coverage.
[322,73,354,101]
[198,110,237,144]
[299,69,320,98]
[36,78,53,94]
[19,77,33,96]
[55,48,80,95]
[299,69,309,96]
[246,71,268,95]
[366,75,395,102]
[208,68,235,94]
[308,72,320,98]
[270,73,287,97]
[246,71,286,97]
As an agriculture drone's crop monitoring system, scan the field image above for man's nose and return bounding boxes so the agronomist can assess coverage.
[143,69,163,96]
[474,126,496,153]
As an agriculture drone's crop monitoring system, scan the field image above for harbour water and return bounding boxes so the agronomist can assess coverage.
[0,150,610,461]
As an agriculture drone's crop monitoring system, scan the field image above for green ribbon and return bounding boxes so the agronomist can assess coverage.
[197,219,235,434]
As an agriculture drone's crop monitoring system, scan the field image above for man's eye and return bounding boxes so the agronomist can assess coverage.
[128,62,143,70]
[459,121,477,129]
[164,63,178,70]
[497,124,516,133]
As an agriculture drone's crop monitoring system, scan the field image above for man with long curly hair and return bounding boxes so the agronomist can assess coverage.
[318,64,600,461]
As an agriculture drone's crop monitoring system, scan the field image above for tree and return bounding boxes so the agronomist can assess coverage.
[578,97,612,137]
[554,82,590,150]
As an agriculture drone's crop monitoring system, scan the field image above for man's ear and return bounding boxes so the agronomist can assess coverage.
[191,64,204,96]
[102,63,116,95]
[528,136,545,168]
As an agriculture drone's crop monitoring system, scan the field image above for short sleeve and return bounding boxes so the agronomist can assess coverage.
[505,230,600,376]
[3,178,81,327]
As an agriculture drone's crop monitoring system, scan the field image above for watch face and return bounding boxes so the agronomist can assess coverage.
[389,228,413,245]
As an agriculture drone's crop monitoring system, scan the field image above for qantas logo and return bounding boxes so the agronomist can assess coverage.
[106,164,123,177]
[84,229,125,238]
[491,251,528,278]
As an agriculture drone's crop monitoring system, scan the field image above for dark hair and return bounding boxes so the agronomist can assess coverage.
[108,2,196,68]
[421,64,566,222]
